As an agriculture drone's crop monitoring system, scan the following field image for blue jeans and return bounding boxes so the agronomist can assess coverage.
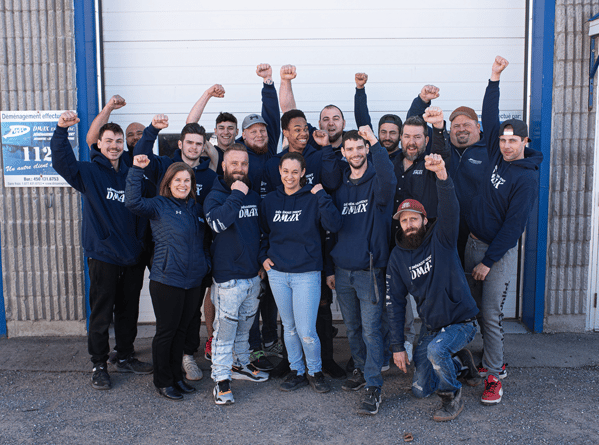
[267,269,321,376]
[412,322,477,397]
[334,267,384,389]
[211,275,261,382]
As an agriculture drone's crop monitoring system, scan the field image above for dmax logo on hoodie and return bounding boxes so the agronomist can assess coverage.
[106,187,125,202]
[409,255,432,280]
[306,172,314,184]
[196,184,203,195]
[273,210,302,222]
[341,199,369,215]
[239,205,258,218]
[490,165,506,189]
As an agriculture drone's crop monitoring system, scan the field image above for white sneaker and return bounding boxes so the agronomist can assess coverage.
[231,363,269,382]
[404,341,413,363]
[182,354,203,381]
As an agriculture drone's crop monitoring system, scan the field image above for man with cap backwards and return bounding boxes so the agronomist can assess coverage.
[386,152,480,422]
[465,56,543,406]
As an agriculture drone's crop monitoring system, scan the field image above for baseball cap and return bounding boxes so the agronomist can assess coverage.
[499,119,528,139]
[393,199,427,220]
[242,114,267,131]
[449,106,479,123]
[378,114,403,132]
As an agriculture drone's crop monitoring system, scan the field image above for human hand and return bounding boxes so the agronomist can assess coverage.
[263,258,274,271]
[106,94,127,110]
[358,125,377,145]
[206,84,225,98]
[230,180,249,195]
[424,153,447,179]
[133,154,150,169]
[491,56,509,81]
[311,183,324,194]
[472,262,490,281]
[256,63,273,80]
[419,85,440,103]
[355,73,368,89]
[326,275,335,290]
[423,106,444,129]
[151,114,169,130]
[312,129,330,147]
[58,111,80,128]
[393,351,410,373]
[280,65,297,81]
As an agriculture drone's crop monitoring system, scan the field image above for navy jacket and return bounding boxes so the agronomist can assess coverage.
[204,177,262,283]
[259,184,342,273]
[133,124,216,204]
[51,126,146,266]
[125,166,210,289]
[326,141,397,270]
[466,80,543,267]
[262,144,325,196]
[386,177,479,351]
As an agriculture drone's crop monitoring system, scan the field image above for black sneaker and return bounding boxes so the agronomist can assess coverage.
[280,371,308,392]
[116,356,153,375]
[91,363,111,390]
[250,350,275,372]
[342,368,366,391]
[307,372,330,393]
[357,386,381,415]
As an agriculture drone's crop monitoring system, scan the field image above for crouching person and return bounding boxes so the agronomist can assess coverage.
[386,153,480,422]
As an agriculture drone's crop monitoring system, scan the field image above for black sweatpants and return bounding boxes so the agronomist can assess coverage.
[182,273,212,355]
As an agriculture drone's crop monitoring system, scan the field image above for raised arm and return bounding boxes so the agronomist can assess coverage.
[279,65,297,113]
[257,63,281,156]
[359,125,396,207]
[423,107,451,162]
[186,84,226,124]
[86,95,127,147]
[132,114,169,183]
[125,155,160,219]
[406,85,439,120]
[354,73,372,130]
[481,56,509,157]
[51,111,85,192]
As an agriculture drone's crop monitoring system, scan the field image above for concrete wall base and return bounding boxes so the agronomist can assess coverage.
[544,314,587,333]
[7,321,86,337]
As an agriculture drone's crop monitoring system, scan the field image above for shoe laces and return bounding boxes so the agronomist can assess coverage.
[484,377,500,394]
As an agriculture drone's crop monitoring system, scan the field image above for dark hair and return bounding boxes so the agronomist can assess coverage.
[342,129,368,148]
[159,162,196,201]
[216,112,237,126]
[279,151,307,187]
[179,123,206,143]
[223,143,248,161]
[378,114,403,133]
[319,104,345,121]
[99,122,123,140]
[281,109,307,131]
[401,116,428,136]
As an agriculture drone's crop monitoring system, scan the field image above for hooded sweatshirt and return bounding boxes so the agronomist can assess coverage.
[204,177,262,283]
[466,80,543,267]
[386,176,479,351]
[259,184,342,273]
[51,126,145,266]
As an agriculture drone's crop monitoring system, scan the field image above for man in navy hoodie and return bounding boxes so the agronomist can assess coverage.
[51,111,153,391]
[386,153,480,422]
[204,144,269,405]
[133,115,217,381]
[324,125,396,415]
[465,56,543,406]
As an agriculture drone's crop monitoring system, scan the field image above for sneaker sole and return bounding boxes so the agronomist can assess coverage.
[433,404,464,422]
[231,373,268,382]
[183,372,203,381]
[308,381,331,394]
[213,387,234,405]
[357,403,380,415]
[342,381,366,392]
[481,390,503,405]
[91,382,111,390]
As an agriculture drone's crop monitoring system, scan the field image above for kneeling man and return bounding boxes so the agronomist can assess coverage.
[386,152,480,422]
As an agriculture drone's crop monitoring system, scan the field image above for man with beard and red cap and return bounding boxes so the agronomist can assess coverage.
[204,144,269,405]
[386,153,480,423]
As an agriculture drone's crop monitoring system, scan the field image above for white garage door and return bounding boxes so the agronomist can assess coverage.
[100,0,527,322]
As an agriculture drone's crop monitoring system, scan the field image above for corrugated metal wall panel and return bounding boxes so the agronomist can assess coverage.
[0,0,85,336]
[546,0,599,330]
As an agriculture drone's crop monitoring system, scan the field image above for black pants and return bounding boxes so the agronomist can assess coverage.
[150,280,203,388]
[316,272,335,361]
[87,258,145,365]
[183,273,212,355]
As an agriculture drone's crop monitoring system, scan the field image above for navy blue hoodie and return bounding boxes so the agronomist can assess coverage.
[259,184,342,273]
[125,167,210,289]
[466,80,543,267]
[386,176,479,351]
[204,177,262,283]
[325,141,397,270]
[133,124,216,204]
[51,126,145,266]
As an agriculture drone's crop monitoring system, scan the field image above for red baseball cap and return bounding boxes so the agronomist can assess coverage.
[393,199,427,220]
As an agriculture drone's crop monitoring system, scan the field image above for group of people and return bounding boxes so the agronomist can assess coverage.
[50,57,541,421]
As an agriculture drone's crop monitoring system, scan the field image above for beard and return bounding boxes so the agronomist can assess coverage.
[397,224,427,249]
[224,169,252,189]
[402,144,424,162]
[328,130,343,144]
[381,139,399,153]
[247,141,268,155]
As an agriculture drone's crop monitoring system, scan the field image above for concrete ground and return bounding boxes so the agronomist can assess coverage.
[0,322,598,445]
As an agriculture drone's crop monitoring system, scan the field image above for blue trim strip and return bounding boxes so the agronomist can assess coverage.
[0,228,6,336]
[523,0,555,332]
[74,0,98,328]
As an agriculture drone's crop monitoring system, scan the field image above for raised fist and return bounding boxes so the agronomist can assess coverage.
[423,106,444,129]
[58,111,80,128]
[133,154,150,169]
[256,64,272,79]
[312,129,329,147]
[491,56,509,81]
[358,125,377,144]
[107,95,126,110]
[207,84,225,98]
[355,73,368,89]
[151,114,169,130]
[231,180,249,195]
[419,85,440,103]
[280,65,297,81]
[424,153,447,179]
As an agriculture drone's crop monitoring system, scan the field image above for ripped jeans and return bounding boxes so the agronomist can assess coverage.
[211,275,261,382]
[267,269,321,376]
[412,322,477,397]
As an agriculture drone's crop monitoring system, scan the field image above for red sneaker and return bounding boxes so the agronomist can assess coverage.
[478,363,507,379]
[481,375,503,405]
[204,336,213,362]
